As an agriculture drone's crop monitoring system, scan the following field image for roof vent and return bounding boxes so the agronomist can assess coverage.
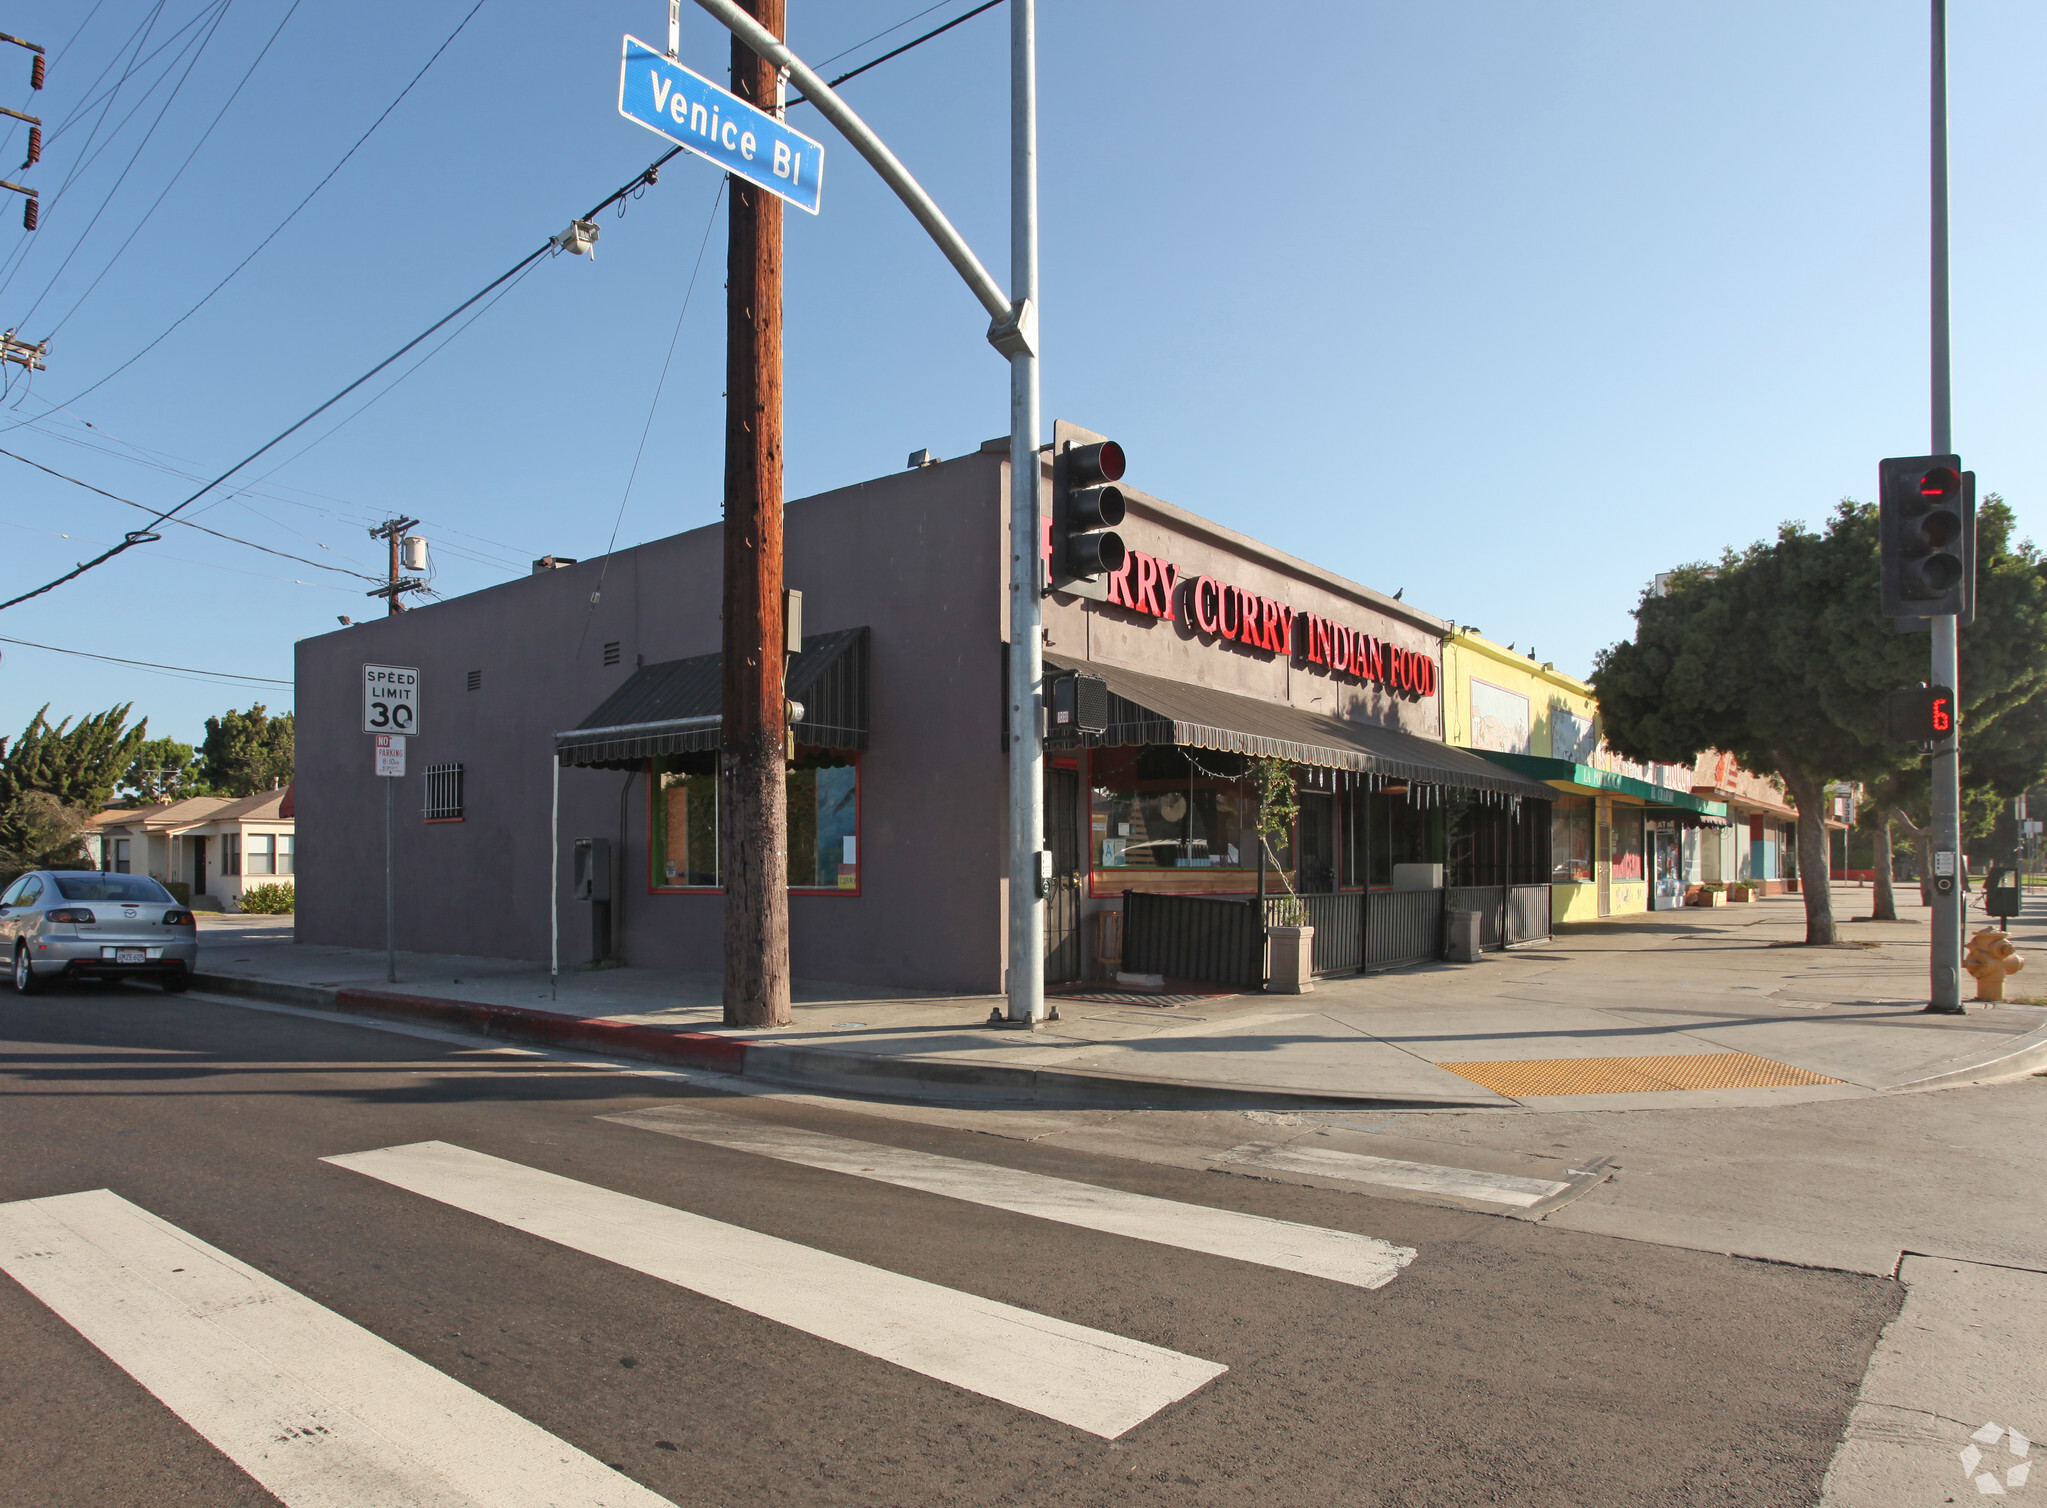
[532,555,578,574]
[906,448,938,468]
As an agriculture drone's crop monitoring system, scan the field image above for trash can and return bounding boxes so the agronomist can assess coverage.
[1444,910,1481,964]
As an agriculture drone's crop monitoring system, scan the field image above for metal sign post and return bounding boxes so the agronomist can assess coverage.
[365,665,419,987]
[375,734,405,982]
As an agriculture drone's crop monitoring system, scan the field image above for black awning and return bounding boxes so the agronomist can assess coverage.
[556,627,869,769]
[1045,654,1556,803]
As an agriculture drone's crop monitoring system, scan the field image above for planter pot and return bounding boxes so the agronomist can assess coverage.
[1784,878,1800,894]
[1727,886,1753,902]
[1266,925,1315,994]
[1443,910,1482,964]
[1694,889,1728,907]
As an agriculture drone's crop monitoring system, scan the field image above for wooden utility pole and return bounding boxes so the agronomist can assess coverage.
[368,516,422,615]
[720,0,791,1028]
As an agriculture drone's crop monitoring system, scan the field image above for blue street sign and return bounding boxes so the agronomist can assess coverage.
[617,35,824,215]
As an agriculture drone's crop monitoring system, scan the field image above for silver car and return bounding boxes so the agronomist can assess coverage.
[1,870,198,993]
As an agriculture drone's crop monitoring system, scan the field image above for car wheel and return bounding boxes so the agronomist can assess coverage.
[161,967,191,994]
[13,945,41,995]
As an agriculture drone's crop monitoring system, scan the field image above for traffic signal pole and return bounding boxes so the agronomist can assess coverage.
[692,0,1048,1025]
[1927,0,1963,1013]
[1003,0,1046,1024]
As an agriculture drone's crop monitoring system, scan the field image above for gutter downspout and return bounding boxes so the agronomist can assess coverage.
[550,754,560,1002]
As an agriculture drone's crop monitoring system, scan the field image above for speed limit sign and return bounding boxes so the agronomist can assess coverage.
[363,664,420,735]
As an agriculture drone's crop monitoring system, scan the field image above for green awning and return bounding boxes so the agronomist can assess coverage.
[1473,751,1727,818]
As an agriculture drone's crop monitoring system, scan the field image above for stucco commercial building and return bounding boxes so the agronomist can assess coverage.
[1440,628,1726,920]
[295,430,1556,996]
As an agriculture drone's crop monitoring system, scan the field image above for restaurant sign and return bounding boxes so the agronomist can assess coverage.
[1094,544,1438,698]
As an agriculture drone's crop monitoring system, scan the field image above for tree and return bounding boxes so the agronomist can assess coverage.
[120,737,205,804]
[198,706,294,797]
[0,704,149,813]
[1592,498,2047,945]
[0,789,90,885]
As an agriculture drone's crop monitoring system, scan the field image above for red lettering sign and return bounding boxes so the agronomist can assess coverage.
[1106,553,1135,610]
[1094,546,1438,700]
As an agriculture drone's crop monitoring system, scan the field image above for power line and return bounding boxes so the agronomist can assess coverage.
[578,177,724,662]
[0,632,290,686]
[788,0,1005,107]
[56,0,490,407]
[0,142,684,613]
[11,0,235,332]
[6,406,535,573]
[45,0,308,340]
[0,443,381,580]
[0,1,179,301]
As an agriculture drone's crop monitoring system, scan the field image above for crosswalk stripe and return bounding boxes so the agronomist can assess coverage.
[1206,1143,1570,1207]
[606,1105,1416,1290]
[327,1141,1226,1440]
[0,1189,675,1508]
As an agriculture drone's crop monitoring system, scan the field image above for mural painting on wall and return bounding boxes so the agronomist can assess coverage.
[1470,680,1531,754]
[1551,708,1597,762]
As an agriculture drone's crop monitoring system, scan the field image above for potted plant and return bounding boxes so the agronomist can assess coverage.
[1693,883,1728,907]
[1252,758,1314,993]
[1727,883,1753,902]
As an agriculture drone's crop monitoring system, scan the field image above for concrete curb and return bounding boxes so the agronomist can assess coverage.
[189,972,1500,1111]
[1876,1017,2047,1094]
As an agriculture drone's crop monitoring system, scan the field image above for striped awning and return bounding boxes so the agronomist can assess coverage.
[1043,654,1556,803]
[555,627,868,768]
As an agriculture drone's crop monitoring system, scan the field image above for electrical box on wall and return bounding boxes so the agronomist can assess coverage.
[573,837,612,902]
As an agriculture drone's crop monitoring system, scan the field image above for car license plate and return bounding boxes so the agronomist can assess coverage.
[116,948,145,965]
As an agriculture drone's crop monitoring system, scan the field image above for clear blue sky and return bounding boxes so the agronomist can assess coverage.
[0,1,2039,749]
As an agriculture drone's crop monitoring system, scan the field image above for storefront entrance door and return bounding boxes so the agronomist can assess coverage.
[1650,828,1683,910]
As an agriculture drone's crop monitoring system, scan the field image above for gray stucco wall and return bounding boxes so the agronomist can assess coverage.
[296,450,1008,994]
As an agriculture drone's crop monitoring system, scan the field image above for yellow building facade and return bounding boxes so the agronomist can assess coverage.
[1441,629,1725,925]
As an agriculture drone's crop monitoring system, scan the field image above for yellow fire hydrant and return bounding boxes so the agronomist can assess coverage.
[1963,928,2025,1003]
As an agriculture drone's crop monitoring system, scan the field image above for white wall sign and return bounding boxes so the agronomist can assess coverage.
[374,734,406,778]
[363,664,420,735]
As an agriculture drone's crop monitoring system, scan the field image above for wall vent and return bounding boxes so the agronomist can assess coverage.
[603,641,621,667]
[466,669,481,691]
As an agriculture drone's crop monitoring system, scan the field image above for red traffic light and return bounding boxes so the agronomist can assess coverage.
[1917,465,1961,499]
[1066,439,1124,487]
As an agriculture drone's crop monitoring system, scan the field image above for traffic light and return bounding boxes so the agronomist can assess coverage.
[1047,670,1109,738]
[1048,431,1127,600]
[1879,455,1975,620]
[1885,683,1955,743]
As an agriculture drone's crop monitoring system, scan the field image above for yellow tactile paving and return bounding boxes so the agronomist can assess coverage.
[1436,1052,1843,1098]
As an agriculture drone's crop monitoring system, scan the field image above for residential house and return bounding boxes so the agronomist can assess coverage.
[85,790,295,910]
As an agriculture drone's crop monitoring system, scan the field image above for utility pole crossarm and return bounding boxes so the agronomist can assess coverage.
[690,0,1015,335]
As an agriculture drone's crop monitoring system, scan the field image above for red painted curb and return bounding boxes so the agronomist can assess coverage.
[331,988,749,1075]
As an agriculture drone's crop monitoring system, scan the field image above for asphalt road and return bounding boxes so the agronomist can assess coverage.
[0,985,1901,1508]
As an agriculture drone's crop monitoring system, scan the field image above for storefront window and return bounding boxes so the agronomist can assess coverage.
[653,752,859,892]
[788,758,860,889]
[1551,795,1593,882]
[1355,787,1438,887]
[1088,746,1287,895]
[1611,805,1645,882]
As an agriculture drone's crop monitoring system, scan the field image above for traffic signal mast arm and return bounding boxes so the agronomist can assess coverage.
[688,0,1025,350]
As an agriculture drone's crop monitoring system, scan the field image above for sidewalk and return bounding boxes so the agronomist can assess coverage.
[190,893,2047,1111]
